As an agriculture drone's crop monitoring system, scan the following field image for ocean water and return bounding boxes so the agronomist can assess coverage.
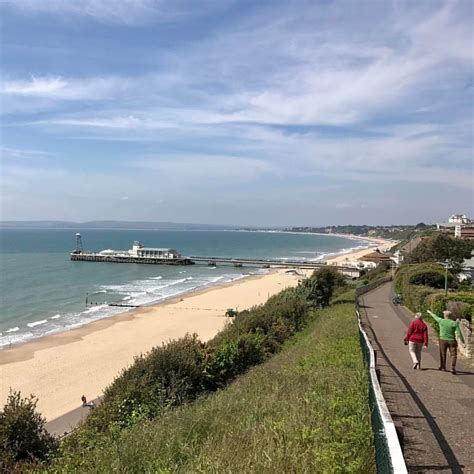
[0,229,370,348]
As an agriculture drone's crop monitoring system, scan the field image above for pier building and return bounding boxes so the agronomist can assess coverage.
[71,240,193,265]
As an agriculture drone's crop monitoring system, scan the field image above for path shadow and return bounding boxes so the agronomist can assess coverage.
[421,368,474,376]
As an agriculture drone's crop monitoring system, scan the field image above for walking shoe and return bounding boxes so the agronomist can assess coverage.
[438,367,446,371]
[451,369,456,375]
[413,363,419,370]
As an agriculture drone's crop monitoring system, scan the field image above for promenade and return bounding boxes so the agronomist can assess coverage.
[359,282,473,473]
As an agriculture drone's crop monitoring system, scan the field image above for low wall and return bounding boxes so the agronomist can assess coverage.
[458,319,472,360]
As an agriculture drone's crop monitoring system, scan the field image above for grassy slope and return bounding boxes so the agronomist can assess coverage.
[54,303,374,473]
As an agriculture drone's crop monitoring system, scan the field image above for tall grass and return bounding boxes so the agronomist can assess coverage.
[52,303,374,473]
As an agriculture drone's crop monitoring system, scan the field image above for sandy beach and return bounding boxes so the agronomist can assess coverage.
[322,235,395,265]
[0,269,305,422]
[0,234,393,423]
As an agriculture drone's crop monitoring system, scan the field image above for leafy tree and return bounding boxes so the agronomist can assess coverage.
[406,233,473,272]
[300,267,346,308]
[0,391,57,469]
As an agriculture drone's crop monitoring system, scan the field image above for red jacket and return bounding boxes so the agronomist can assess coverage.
[405,319,428,345]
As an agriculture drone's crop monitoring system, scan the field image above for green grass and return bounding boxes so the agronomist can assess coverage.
[53,304,374,473]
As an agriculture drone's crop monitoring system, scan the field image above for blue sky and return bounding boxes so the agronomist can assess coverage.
[0,0,472,226]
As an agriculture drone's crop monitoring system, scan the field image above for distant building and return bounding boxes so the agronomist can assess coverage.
[393,250,403,265]
[449,214,470,225]
[437,213,472,238]
[456,226,474,240]
[358,249,393,265]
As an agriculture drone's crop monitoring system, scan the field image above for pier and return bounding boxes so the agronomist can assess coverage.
[188,256,361,277]
[69,236,361,277]
[72,252,360,276]
[71,253,194,265]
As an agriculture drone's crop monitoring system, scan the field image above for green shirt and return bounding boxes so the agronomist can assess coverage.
[427,311,465,343]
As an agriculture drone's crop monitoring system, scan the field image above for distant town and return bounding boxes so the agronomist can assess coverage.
[286,213,474,241]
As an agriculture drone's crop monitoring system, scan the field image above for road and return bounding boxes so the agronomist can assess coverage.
[359,282,473,473]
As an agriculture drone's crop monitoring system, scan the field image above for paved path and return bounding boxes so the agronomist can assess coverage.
[359,282,473,473]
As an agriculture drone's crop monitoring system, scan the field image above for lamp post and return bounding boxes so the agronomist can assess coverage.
[444,260,449,296]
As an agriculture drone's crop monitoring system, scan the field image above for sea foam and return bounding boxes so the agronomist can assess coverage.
[27,319,48,328]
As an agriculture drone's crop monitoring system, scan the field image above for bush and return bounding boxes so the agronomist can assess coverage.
[406,233,474,272]
[67,286,313,444]
[0,391,58,470]
[428,292,474,322]
[395,263,454,312]
[407,264,453,288]
[363,262,390,282]
[299,266,346,308]
[85,335,207,431]
[204,333,266,389]
[51,304,375,473]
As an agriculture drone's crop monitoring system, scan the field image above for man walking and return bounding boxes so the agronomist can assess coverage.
[427,310,465,375]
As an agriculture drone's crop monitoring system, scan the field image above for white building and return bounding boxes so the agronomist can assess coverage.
[128,241,180,259]
[449,214,470,225]
[437,213,472,233]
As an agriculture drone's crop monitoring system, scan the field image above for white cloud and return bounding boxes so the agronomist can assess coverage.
[128,154,280,184]
[1,75,126,100]
[0,146,52,159]
[1,0,163,25]
[1,1,472,222]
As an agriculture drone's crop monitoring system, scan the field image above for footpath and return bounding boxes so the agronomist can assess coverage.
[359,282,473,473]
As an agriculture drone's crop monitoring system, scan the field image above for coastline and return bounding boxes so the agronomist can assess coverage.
[0,233,393,422]
[0,269,306,422]
[321,235,395,265]
[0,231,391,349]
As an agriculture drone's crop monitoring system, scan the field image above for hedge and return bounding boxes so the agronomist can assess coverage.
[395,264,473,333]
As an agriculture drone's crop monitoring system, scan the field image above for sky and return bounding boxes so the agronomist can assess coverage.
[0,0,473,226]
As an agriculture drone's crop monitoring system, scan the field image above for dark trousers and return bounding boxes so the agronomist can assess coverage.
[439,339,457,370]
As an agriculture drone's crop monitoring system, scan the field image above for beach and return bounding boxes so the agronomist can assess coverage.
[0,233,394,423]
[323,235,395,265]
[0,269,305,422]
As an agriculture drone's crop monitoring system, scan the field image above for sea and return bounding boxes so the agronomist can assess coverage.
[0,229,372,348]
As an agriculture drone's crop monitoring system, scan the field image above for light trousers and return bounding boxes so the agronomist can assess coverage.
[408,341,423,366]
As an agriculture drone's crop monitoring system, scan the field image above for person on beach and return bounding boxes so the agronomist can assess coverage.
[81,395,87,406]
[404,312,428,369]
[427,310,465,375]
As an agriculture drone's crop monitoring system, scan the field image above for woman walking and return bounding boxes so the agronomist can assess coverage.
[404,312,428,369]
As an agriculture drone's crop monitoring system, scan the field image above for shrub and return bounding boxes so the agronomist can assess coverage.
[428,292,474,322]
[210,288,308,354]
[299,266,346,308]
[395,263,454,312]
[204,333,266,389]
[363,262,390,282]
[408,269,451,289]
[85,335,207,431]
[68,286,313,444]
[0,391,58,470]
[51,304,374,473]
[406,233,474,272]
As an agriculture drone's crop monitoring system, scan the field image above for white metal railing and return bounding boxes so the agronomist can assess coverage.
[357,310,407,473]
